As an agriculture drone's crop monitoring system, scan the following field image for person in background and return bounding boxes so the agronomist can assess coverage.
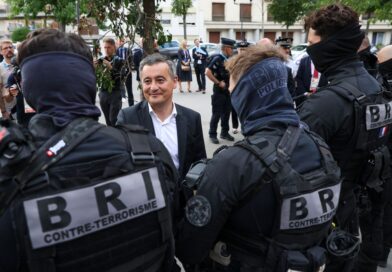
[95,37,124,126]
[275,37,296,96]
[294,55,328,106]
[192,38,208,94]
[116,38,134,106]
[0,40,16,119]
[205,38,236,144]
[177,40,192,93]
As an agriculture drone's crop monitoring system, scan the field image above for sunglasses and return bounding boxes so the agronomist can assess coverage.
[2,46,14,50]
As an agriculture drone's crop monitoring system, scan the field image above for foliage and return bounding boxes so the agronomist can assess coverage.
[95,63,114,93]
[11,27,30,42]
[269,0,312,30]
[6,0,89,31]
[316,0,392,30]
[171,0,192,39]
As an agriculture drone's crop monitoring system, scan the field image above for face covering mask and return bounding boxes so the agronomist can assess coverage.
[306,24,364,74]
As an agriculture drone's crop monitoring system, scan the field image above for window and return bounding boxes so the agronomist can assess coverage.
[212,3,225,21]
[267,6,274,21]
[372,32,384,46]
[236,31,246,40]
[240,4,251,22]
[209,32,221,43]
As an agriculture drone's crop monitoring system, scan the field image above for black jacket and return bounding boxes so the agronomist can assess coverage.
[295,56,328,97]
[176,123,324,266]
[117,101,206,182]
[0,114,179,272]
[298,60,381,180]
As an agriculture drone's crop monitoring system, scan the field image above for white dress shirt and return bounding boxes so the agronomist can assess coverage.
[148,103,179,169]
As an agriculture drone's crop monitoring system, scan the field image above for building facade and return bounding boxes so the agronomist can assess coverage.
[159,0,392,46]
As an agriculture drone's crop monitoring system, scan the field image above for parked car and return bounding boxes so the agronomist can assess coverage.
[291,43,308,60]
[159,40,180,61]
[189,42,219,62]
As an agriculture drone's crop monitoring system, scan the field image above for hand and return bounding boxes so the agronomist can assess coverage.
[102,59,112,69]
[218,81,226,89]
[1,111,10,119]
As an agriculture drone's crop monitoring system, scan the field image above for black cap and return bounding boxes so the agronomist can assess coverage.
[236,40,249,48]
[221,37,236,48]
[275,37,293,48]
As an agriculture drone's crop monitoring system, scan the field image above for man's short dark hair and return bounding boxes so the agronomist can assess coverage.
[139,53,176,79]
[305,4,359,41]
[103,37,116,46]
[17,29,92,64]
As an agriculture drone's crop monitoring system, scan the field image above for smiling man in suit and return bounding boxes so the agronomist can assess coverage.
[117,53,206,182]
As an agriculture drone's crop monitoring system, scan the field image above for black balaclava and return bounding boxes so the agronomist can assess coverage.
[231,57,299,136]
[306,24,364,75]
[20,52,101,127]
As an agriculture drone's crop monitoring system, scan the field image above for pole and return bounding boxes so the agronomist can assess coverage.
[261,0,264,38]
[76,0,80,34]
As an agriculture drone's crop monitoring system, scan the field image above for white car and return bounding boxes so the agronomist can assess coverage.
[188,42,219,62]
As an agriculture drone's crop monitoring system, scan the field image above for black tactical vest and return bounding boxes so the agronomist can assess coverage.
[331,82,392,191]
[224,126,341,272]
[10,121,174,272]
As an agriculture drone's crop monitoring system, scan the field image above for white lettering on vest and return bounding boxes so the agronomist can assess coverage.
[280,184,341,230]
[366,102,392,130]
[24,167,165,249]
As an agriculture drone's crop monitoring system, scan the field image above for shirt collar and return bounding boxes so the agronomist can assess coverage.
[148,102,177,119]
[1,59,12,69]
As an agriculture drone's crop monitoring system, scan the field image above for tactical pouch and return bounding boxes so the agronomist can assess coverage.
[267,244,326,272]
[360,146,390,192]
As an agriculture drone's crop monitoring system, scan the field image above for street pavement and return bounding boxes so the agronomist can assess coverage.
[98,71,391,271]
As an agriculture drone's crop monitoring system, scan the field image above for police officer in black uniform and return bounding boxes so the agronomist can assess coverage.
[0,29,179,272]
[376,45,392,269]
[275,37,296,97]
[177,45,341,272]
[297,4,392,271]
[205,37,235,144]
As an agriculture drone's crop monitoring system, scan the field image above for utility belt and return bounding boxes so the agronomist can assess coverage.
[220,229,327,272]
[219,227,360,272]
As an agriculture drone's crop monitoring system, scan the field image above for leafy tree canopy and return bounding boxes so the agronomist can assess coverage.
[11,26,30,42]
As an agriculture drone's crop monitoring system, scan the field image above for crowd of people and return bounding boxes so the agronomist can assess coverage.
[0,3,392,272]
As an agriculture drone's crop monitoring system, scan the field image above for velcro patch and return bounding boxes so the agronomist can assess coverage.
[366,102,392,130]
[24,167,165,249]
[280,184,340,230]
[185,195,211,227]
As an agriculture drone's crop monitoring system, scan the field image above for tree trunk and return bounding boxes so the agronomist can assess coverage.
[183,14,187,40]
[143,0,155,55]
[59,22,66,32]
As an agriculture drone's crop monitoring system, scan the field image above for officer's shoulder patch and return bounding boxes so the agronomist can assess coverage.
[185,195,211,227]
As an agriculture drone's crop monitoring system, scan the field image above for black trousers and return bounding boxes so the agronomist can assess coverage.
[209,89,231,138]
[99,90,122,126]
[194,63,206,91]
[231,106,239,129]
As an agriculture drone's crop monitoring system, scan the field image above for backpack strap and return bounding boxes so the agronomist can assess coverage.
[234,125,302,202]
[116,124,174,271]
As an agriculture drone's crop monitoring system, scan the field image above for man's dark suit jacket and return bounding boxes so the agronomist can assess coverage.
[117,101,207,181]
[295,55,328,96]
